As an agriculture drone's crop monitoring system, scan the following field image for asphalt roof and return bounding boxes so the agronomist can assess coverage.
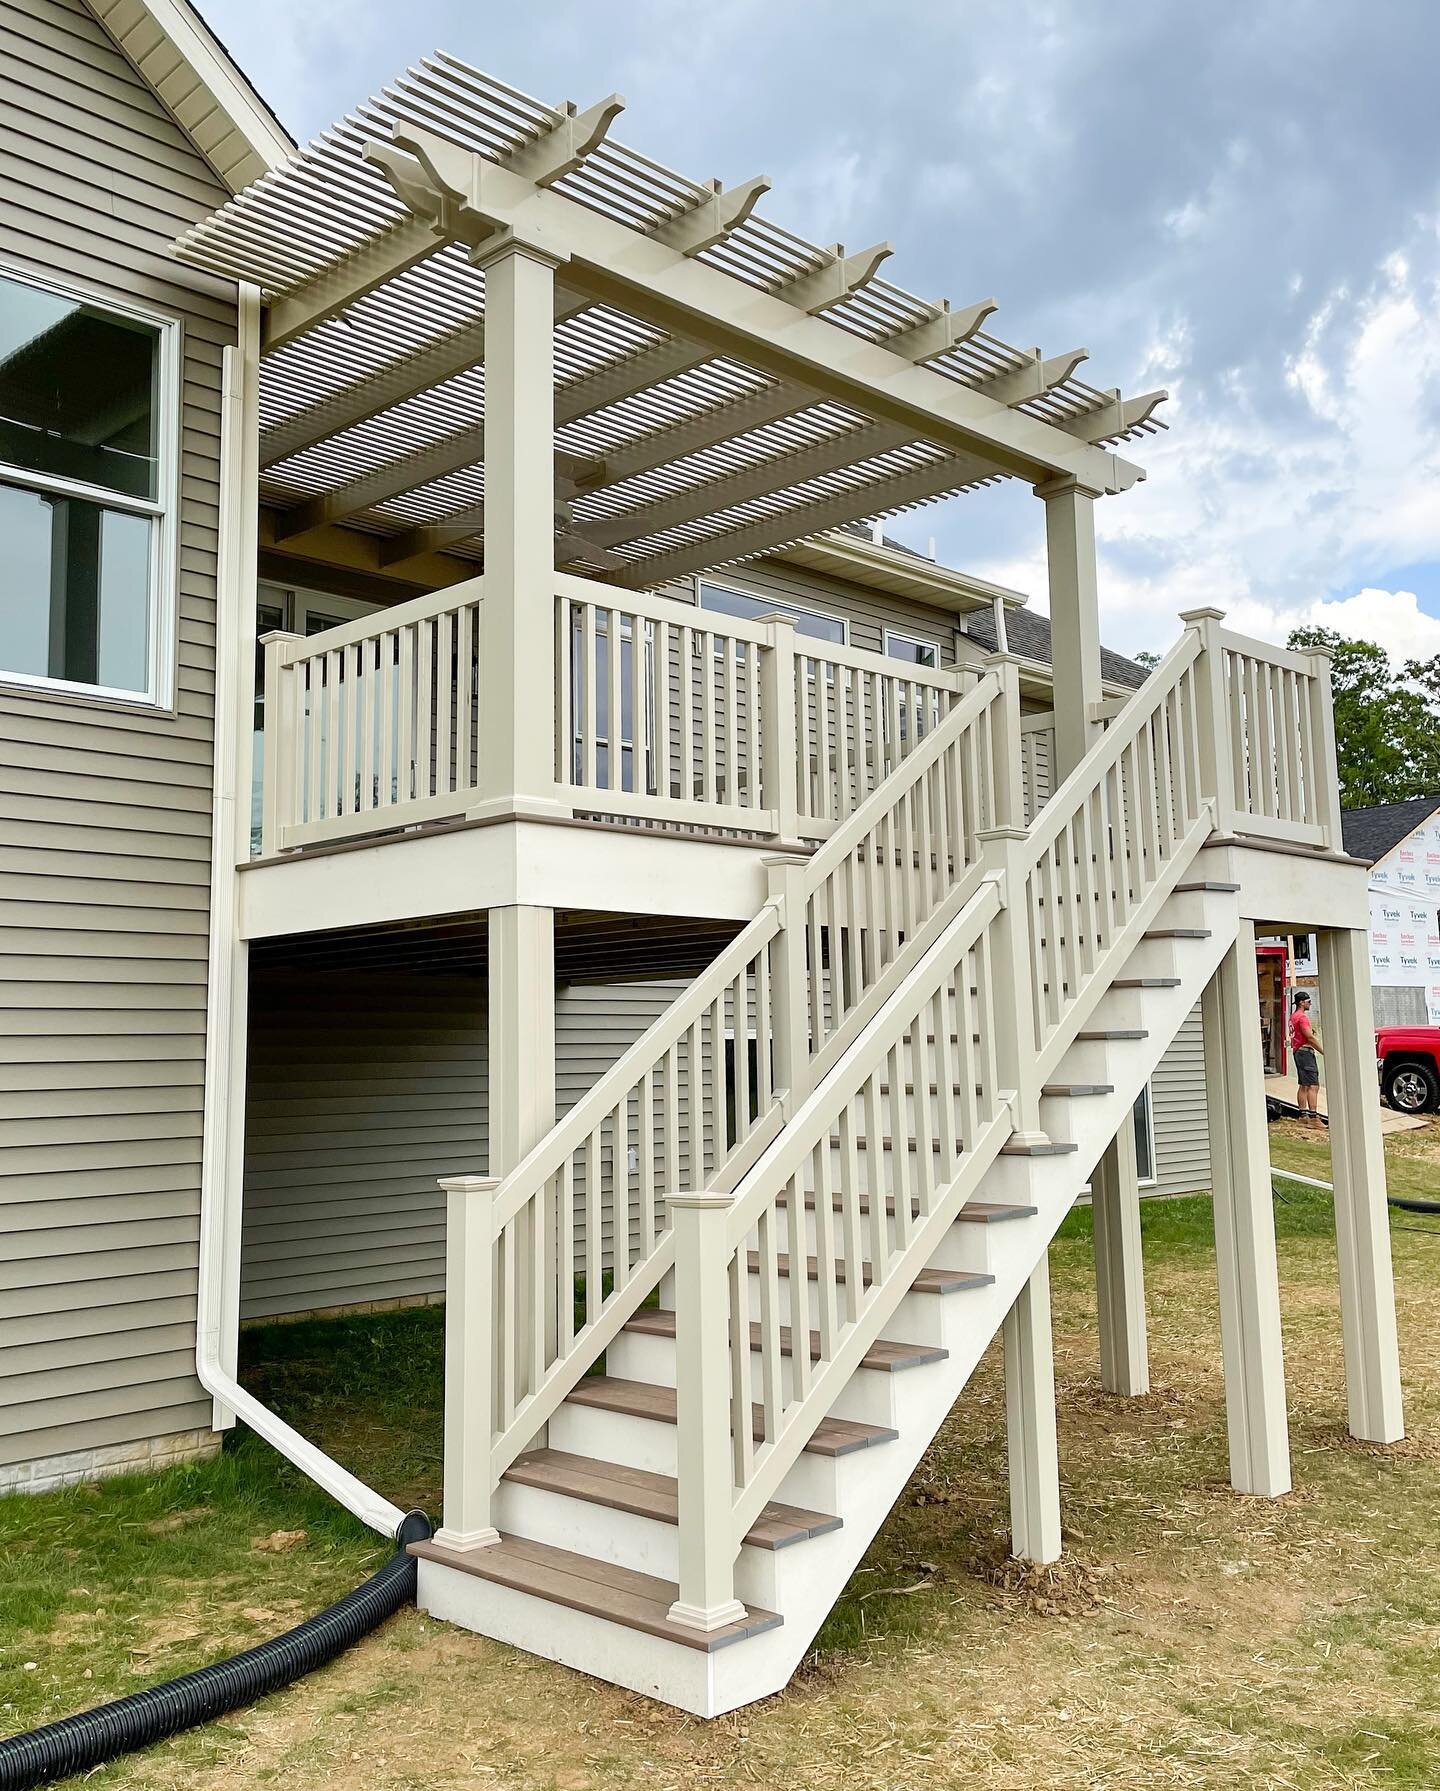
[1341,795,1440,866]
[962,604,1149,689]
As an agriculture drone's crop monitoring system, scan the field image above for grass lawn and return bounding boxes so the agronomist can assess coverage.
[3,1117,1439,1789]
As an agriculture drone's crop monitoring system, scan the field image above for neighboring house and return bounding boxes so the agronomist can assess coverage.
[1341,796,1440,1027]
[0,3,1402,1720]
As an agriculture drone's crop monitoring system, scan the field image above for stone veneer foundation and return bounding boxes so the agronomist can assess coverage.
[0,1428,221,1497]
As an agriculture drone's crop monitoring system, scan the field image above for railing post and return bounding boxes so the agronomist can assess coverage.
[976,834,1044,1143]
[665,1191,747,1633]
[764,855,813,1113]
[434,1175,502,1552]
[259,629,304,856]
[1178,607,1237,837]
[981,653,1025,831]
[1306,646,1342,852]
[759,613,800,843]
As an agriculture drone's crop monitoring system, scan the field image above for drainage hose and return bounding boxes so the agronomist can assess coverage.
[0,1509,432,1791]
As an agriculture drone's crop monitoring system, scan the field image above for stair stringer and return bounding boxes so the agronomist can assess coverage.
[415,880,1243,1715]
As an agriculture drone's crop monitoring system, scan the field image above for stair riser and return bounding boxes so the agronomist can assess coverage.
[492,1478,845,1612]
[608,1327,902,1429]
[774,1203,1007,1277]
[1056,1036,1147,1085]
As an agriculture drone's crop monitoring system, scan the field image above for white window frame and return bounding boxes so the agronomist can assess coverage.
[0,261,180,710]
[883,627,942,670]
[1133,1081,1158,1187]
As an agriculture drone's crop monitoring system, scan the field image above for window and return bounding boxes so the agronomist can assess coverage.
[698,581,847,646]
[571,610,651,792]
[0,267,175,704]
[1133,1083,1157,1186]
[884,629,941,670]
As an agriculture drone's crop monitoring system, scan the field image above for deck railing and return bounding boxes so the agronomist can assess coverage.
[259,585,484,853]
[430,664,1012,1551]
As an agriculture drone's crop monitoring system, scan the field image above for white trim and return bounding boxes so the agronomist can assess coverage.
[0,261,180,711]
[883,627,941,670]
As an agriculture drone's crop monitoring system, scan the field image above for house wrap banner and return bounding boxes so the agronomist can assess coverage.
[1367,814,1440,1024]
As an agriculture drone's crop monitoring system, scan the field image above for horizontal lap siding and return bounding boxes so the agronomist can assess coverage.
[238,976,687,1320]
[0,0,235,1467]
[1150,1004,1211,1197]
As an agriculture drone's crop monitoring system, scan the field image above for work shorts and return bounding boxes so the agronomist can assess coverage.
[1294,1047,1319,1088]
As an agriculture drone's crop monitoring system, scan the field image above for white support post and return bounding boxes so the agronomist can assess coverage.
[1316,928,1404,1443]
[1179,607,1237,837]
[435,1175,502,1551]
[1037,474,1104,779]
[666,1191,747,1632]
[258,630,303,855]
[764,856,812,1114]
[471,238,567,820]
[977,830,1044,1143]
[1306,648,1343,853]
[1202,920,1291,1496]
[1004,1253,1062,1564]
[758,613,800,843]
[487,905,557,1178]
[1092,1115,1150,1396]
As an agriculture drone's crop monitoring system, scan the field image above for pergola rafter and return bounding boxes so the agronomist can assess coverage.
[174,52,1168,587]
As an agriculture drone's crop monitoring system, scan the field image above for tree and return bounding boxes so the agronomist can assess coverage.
[1285,626,1440,807]
[1133,649,1161,673]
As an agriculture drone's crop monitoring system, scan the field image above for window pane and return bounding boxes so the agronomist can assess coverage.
[887,633,939,668]
[0,274,159,500]
[0,481,152,693]
[699,582,845,644]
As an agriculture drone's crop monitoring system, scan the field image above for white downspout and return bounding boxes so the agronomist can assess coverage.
[197,283,403,1539]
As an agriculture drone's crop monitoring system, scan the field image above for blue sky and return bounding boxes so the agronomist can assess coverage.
[204,0,1440,664]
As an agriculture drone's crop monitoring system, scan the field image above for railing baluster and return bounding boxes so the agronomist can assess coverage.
[608,608,624,794]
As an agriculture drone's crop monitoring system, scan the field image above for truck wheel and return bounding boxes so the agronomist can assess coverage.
[1383,1061,1439,1115]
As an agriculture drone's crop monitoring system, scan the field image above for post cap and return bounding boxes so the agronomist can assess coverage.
[438,1175,503,1195]
[1177,606,1227,624]
[665,1189,734,1211]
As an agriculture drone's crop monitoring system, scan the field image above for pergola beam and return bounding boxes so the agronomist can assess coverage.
[580,419,917,550]
[381,126,1142,492]
[1058,388,1169,445]
[883,296,998,363]
[654,176,771,254]
[608,447,994,589]
[261,91,626,354]
[974,348,1088,407]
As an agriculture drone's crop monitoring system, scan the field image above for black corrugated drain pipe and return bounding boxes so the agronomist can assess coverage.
[0,1509,433,1791]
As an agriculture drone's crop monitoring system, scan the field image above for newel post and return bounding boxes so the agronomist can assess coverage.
[1305,646,1343,852]
[976,654,1044,1141]
[1178,607,1238,837]
[665,1190,746,1633]
[759,613,801,843]
[259,629,304,856]
[435,1175,502,1552]
[764,855,813,1113]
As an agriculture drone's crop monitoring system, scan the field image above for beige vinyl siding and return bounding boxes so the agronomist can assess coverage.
[1149,1005,1211,1197]
[239,976,684,1321]
[0,0,235,1468]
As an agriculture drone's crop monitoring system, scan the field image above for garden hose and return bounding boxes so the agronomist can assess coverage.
[0,1510,432,1791]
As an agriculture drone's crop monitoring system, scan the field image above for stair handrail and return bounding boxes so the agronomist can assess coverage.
[432,661,1012,1548]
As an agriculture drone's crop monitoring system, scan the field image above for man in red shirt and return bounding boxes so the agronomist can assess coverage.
[1289,993,1323,1126]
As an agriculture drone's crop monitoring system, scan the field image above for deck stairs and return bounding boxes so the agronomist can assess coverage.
[411,623,1242,1712]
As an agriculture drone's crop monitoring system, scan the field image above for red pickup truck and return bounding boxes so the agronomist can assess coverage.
[1376,1024,1440,1115]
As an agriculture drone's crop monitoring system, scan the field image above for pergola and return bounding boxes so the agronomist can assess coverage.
[177,53,1168,799]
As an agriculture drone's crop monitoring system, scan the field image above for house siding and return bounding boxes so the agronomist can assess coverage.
[0,0,236,1469]
[240,976,685,1321]
[1150,1003,1210,1197]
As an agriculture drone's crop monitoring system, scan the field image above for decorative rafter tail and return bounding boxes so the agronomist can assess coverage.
[653,176,772,256]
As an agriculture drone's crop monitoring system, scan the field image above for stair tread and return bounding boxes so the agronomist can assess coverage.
[1110,976,1182,989]
[503,1448,842,1550]
[746,1252,994,1296]
[410,1532,781,1652]
[566,1376,900,1455]
[1175,880,1240,893]
[779,1192,1037,1226]
[1144,927,1211,940]
[1041,1083,1114,1097]
[626,1305,949,1373]
[1076,1029,1148,1041]
[1001,1138,1079,1156]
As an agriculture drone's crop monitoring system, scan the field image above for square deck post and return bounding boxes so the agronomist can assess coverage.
[1092,1114,1150,1396]
[1202,919,1291,1496]
[1037,474,1105,780]
[1004,1251,1062,1563]
[471,237,567,820]
[1316,927,1404,1443]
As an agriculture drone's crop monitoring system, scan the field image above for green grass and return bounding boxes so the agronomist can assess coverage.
[3,1121,1439,1789]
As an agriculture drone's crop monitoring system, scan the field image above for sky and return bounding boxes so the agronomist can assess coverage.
[203,0,1440,664]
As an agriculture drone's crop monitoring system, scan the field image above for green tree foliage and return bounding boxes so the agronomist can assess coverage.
[1285,626,1440,807]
